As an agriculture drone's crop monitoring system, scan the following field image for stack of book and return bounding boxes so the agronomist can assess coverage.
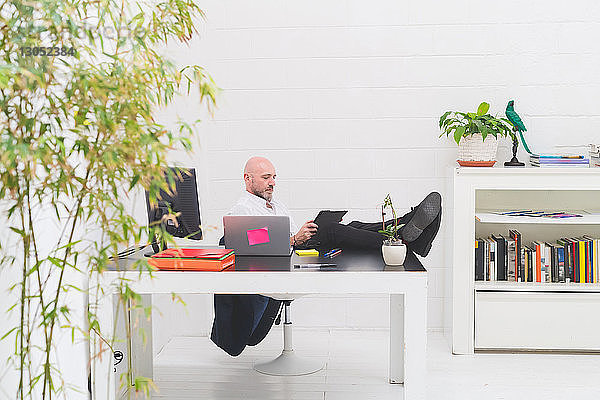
[590,144,600,167]
[475,231,599,283]
[529,154,590,167]
[149,248,235,271]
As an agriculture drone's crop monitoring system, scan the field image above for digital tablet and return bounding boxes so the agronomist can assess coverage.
[314,210,347,227]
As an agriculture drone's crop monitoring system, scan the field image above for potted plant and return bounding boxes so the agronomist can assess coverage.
[439,102,515,166]
[379,194,407,266]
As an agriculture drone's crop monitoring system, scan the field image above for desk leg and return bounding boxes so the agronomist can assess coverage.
[389,293,405,384]
[91,293,154,400]
[398,286,427,400]
[90,289,117,400]
[130,294,154,398]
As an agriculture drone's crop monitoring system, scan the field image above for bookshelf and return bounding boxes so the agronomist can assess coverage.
[451,167,600,354]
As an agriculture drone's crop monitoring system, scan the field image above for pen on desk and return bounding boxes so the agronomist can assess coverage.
[329,249,342,258]
[323,248,340,258]
[294,264,337,269]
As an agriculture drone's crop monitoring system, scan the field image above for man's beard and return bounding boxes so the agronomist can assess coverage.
[251,185,273,202]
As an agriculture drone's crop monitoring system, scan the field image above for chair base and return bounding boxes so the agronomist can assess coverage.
[254,350,324,376]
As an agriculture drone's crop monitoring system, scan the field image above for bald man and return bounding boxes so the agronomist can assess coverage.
[228,156,318,247]
[213,157,441,356]
[228,156,442,256]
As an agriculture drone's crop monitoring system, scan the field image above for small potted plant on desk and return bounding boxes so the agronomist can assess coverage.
[439,101,515,166]
[379,194,407,266]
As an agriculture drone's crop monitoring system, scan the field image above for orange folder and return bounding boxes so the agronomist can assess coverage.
[149,248,235,271]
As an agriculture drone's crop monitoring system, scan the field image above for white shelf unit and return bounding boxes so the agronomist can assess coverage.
[475,281,600,292]
[451,167,600,354]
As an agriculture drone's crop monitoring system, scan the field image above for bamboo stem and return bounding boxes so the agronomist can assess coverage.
[42,167,92,399]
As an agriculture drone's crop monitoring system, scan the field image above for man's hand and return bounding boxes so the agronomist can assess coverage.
[292,220,318,245]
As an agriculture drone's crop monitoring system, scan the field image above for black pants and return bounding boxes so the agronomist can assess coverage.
[318,208,441,257]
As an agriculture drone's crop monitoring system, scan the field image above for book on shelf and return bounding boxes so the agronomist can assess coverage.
[583,235,597,283]
[491,234,508,280]
[474,230,599,284]
[530,153,585,159]
[530,157,588,161]
[557,245,566,282]
[523,246,531,282]
[530,161,590,167]
[509,230,522,282]
[531,241,546,283]
[557,238,572,283]
[475,239,485,281]
[590,144,600,166]
[529,153,590,167]
[590,144,600,167]
[578,238,585,283]
[507,238,516,281]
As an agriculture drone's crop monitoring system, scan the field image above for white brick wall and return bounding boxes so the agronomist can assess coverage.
[153,0,600,351]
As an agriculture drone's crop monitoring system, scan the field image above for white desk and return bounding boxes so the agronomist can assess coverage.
[89,252,427,400]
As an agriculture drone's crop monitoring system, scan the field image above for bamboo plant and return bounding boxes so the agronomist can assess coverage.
[0,0,217,399]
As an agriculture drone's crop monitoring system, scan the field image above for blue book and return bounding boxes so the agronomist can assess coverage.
[557,247,565,283]
[530,154,584,159]
[536,159,589,164]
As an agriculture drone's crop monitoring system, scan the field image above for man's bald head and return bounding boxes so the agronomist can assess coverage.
[244,156,274,175]
[243,156,276,201]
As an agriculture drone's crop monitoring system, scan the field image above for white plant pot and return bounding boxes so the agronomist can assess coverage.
[381,243,407,266]
[457,133,499,162]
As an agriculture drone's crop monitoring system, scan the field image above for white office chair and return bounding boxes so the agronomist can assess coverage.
[253,294,324,376]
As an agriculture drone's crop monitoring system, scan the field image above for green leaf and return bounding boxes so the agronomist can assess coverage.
[439,111,451,128]
[454,126,466,144]
[477,102,490,116]
[129,174,140,190]
[47,257,65,270]
[1,327,18,341]
[134,376,158,394]
[9,227,25,236]
[0,65,11,88]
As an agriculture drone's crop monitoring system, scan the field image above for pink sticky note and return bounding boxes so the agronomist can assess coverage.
[247,226,270,246]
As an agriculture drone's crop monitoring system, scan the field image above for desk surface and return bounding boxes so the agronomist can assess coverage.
[236,248,424,272]
[110,247,425,273]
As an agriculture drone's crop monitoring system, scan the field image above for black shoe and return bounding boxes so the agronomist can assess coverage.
[406,207,442,257]
[401,192,441,243]
[409,240,432,258]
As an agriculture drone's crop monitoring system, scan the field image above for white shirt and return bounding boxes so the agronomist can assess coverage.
[228,191,299,235]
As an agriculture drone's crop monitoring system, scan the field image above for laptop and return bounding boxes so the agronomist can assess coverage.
[223,215,293,256]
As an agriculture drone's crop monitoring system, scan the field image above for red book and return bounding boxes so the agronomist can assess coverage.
[535,243,541,283]
[586,239,591,283]
[149,248,235,271]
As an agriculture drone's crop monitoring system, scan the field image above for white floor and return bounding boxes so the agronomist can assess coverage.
[154,329,600,400]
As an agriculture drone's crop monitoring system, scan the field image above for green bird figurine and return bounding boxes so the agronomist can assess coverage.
[505,100,532,154]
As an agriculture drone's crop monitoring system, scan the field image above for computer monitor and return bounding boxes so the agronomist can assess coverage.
[145,167,202,253]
